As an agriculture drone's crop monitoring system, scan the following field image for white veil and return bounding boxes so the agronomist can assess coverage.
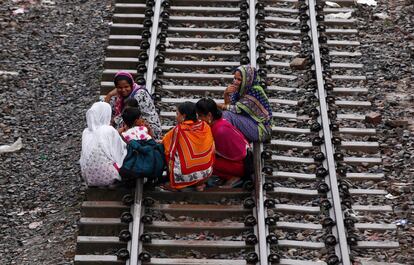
[80,102,127,169]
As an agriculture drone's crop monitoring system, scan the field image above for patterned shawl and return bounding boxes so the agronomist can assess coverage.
[229,65,272,141]
[162,120,215,189]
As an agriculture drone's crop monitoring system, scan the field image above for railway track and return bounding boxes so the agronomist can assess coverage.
[74,0,401,265]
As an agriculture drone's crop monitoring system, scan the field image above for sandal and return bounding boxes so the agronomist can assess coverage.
[206,176,224,188]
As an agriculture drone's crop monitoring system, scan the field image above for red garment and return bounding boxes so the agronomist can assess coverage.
[211,118,249,160]
[162,120,215,189]
[213,156,245,180]
[211,118,249,180]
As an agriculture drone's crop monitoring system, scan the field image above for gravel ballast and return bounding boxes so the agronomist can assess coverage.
[0,0,111,264]
[356,1,413,263]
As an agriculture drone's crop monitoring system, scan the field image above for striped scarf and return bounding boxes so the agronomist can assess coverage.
[231,65,272,141]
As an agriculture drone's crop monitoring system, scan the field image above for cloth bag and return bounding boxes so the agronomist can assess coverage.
[119,139,165,182]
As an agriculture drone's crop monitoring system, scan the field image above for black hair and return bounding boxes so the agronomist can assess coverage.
[195,98,222,120]
[124,98,138,108]
[114,75,133,87]
[122,107,142,128]
[177,102,198,122]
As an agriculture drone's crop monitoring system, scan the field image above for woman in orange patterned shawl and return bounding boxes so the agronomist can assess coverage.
[162,102,215,191]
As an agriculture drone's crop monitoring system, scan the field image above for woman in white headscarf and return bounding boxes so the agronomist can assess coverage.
[80,102,127,186]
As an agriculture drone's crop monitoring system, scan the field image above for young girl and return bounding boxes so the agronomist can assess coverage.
[118,105,165,184]
[121,107,153,142]
[108,72,162,140]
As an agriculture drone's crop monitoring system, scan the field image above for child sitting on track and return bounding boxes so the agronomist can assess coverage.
[120,106,154,142]
[118,105,165,185]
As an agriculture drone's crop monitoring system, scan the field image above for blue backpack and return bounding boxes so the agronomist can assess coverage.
[119,139,166,182]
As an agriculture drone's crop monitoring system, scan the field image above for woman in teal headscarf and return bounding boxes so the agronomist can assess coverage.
[218,65,272,142]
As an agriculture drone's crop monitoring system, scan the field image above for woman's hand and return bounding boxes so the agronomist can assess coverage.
[104,94,112,103]
[224,85,237,104]
[137,119,155,138]
[144,121,155,138]
[224,84,237,95]
[216,103,228,110]
[136,118,145,126]
[117,126,127,134]
[104,88,117,103]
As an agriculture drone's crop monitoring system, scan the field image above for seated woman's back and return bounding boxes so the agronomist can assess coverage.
[196,98,249,184]
[162,102,215,191]
[211,118,248,161]
[80,102,127,186]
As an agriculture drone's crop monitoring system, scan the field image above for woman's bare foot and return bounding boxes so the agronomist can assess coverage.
[160,183,178,192]
[220,177,241,188]
[195,183,206,192]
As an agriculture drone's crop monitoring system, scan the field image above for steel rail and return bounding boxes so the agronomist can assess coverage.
[127,179,144,265]
[248,1,257,66]
[145,0,163,93]
[129,0,163,264]
[249,0,269,264]
[307,0,351,264]
[253,143,269,265]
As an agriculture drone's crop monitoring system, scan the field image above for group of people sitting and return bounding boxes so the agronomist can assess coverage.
[80,65,272,191]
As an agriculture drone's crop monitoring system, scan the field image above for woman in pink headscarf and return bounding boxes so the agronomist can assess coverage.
[109,71,162,140]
